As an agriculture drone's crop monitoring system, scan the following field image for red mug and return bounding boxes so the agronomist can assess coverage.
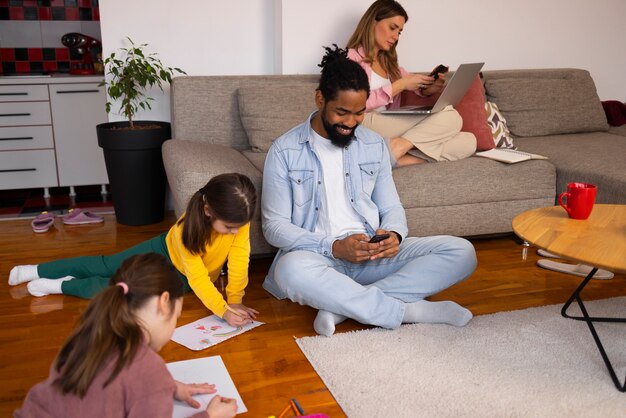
[558,182,597,220]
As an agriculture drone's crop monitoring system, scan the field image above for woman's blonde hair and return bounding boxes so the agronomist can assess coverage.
[346,0,408,81]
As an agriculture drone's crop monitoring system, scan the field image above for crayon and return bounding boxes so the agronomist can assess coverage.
[291,398,305,415]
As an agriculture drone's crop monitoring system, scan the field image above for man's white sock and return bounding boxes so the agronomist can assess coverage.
[27,276,73,297]
[313,310,347,337]
[402,300,473,327]
[8,265,40,286]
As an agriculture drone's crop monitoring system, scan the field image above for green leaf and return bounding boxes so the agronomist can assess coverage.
[101,37,185,127]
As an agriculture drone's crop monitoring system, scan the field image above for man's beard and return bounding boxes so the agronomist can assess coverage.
[321,110,357,148]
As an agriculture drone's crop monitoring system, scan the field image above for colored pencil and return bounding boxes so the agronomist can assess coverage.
[277,403,292,418]
[291,398,305,415]
[289,399,300,416]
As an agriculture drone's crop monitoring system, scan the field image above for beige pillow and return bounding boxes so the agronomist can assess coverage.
[485,75,608,137]
[238,83,318,152]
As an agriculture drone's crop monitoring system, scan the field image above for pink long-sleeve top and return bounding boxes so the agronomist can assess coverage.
[15,343,208,418]
[347,46,435,112]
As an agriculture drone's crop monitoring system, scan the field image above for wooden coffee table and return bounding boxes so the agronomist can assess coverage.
[512,204,626,391]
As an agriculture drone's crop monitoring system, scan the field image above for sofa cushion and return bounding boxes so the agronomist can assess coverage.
[515,132,626,204]
[393,156,555,208]
[241,150,267,173]
[238,83,318,152]
[485,101,515,148]
[484,74,608,137]
[609,125,626,137]
[455,75,494,151]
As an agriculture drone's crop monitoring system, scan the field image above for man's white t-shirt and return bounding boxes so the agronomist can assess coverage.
[310,130,366,238]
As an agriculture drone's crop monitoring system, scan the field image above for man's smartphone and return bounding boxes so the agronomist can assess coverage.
[369,233,390,243]
[429,64,449,81]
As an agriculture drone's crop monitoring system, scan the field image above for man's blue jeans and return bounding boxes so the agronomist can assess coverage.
[274,235,477,329]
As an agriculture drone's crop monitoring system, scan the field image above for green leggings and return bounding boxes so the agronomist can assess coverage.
[37,233,190,298]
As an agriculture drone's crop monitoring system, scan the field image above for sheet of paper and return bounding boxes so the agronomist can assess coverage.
[167,355,247,417]
[171,314,264,351]
[475,148,548,164]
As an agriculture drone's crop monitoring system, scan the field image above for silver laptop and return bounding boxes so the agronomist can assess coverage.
[380,62,484,115]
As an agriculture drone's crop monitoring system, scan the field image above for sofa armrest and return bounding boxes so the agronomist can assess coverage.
[162,140,262,217]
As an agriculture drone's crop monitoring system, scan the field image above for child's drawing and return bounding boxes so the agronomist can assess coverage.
[172,314,263,351]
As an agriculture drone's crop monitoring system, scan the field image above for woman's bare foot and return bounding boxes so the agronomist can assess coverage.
[397,154,427,166]
[388,137,414,161]
[389,137,427,166]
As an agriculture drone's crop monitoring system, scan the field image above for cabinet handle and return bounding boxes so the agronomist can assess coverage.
[0,92,29,96]
[0,168,36,173]
[56,90,100,94]
[0,113,31,117]
[0,137,34,141]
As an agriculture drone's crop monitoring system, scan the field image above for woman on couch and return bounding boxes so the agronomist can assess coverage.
[346,0,476,166]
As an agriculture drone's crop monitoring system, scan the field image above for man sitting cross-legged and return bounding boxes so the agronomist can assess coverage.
[261,45,477,337]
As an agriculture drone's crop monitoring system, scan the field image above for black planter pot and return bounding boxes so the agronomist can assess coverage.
[97,121,170,226]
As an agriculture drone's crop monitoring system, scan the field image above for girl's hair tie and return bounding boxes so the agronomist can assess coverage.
[116,282,129,295]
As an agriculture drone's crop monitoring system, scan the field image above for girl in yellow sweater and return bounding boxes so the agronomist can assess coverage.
[9,173,259,326]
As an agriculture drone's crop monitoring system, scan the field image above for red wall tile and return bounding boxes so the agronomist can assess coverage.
[64,7,79,21]
[1,48,16,61]
[15,62,31,73]
[43,61,58,73]
[38,7,52,20]
[56,48,69,61]
[28,48,43,61]
[9,7,25,20]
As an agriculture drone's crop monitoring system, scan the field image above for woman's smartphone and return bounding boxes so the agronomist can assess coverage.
[429,64,449,81]
[369,233,390,243]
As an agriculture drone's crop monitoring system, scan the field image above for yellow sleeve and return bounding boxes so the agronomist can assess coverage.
[167,224,228,318]
[224,223,251,304]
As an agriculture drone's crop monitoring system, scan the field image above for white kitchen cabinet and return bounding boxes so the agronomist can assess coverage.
[49,83,109,187]
[0,101,52,125]
[0,83,56,192]
[0,149,58,189]
[0,75,108,193]
[0,126,54,151]
[0,84,49,102]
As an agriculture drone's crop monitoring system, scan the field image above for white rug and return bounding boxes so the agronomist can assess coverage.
[296,297,626,418]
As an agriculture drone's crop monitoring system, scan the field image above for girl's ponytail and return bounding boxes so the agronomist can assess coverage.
[178,188,212,255]
[53,253,182,397]
[179,173,257,254]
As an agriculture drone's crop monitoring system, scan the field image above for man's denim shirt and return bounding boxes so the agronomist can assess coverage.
[261,112,408,299]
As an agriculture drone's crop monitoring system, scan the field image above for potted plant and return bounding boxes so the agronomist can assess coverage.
[97,37,186,226]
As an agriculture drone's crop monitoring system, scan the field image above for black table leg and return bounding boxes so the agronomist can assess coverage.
[561,268,626,392]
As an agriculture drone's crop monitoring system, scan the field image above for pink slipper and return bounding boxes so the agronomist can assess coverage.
[62,208,104,225]
[31,211,55,233]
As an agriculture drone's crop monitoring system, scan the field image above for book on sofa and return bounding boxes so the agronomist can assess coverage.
[475,148,548,164]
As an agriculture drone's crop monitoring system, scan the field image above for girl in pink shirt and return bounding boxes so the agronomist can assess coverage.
[15,253,237,418]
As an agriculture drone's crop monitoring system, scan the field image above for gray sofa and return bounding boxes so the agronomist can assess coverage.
[163,68,625,256]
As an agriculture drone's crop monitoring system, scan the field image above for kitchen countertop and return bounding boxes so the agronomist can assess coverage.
[0,73,104,85]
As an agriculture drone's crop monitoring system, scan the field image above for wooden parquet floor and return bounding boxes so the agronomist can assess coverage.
[1,212,624,416]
